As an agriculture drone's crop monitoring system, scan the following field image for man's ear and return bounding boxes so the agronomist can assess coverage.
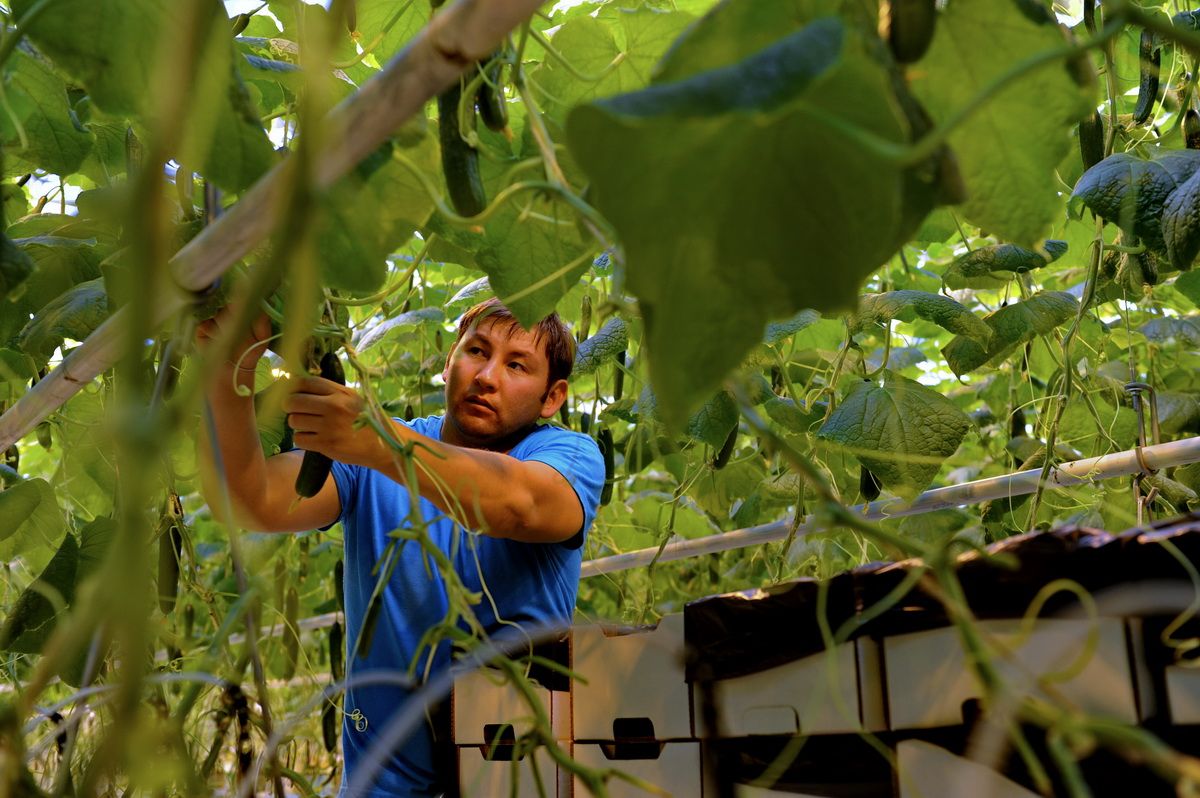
[539,379,569,419]
[442,344,455,383]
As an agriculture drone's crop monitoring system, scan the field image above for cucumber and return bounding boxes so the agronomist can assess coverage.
[1186,109,1200,150]
[1078,109,1104,170]
[437,77,486,217]
[859,466,882,502]
[330,620,344,682]
[1134,29,1161,125]
[157,523,182,615]
[712,425,737,470]
[334,558,345,615]
[35,421,51,450]
[888,0,937,65]
[282,586,300,680]
[476,52,508,132]
[613,350,625,401]
[294,350,346,498]
[322,701,340,752]
[598,428,614,506]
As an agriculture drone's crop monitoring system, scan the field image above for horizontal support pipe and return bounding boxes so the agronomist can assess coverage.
[0,0,548,452]
[580,435,1200,578]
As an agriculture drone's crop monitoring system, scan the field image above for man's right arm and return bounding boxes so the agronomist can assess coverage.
[196,309,341,533]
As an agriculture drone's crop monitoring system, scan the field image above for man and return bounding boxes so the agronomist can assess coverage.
[197,298,605,796]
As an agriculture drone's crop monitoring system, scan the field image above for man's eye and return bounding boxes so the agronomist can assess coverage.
[467,346,484,355]
[509,362,525,372]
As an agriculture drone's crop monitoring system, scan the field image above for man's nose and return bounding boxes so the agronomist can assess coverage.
[474,358,501,389]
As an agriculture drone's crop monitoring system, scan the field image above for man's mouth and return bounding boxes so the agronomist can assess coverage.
[464,397,494,413]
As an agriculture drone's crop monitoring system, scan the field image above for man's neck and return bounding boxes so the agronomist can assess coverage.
[438,416,537,454]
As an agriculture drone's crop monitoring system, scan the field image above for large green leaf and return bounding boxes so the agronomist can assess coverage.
[2,47,93,175]
[17,278,110,365]
[653,0,835,83]
[941,292,1079,376]
[0,233,34,302]
[0,478,66,561]
[1140,316,1200,348]
[1177,270,1200,308]
[817,370,971,500]
[686,390,737,449]
[567,19,916,425]
[531,7,696,126]
[13,0,168,116]
[941,240,1068,290]
[1071,150,1200,253]
[0,532,77,654]
[316,132,438,294]
[909,0,1092,246]
[574,317,628,376]
[849,290,992,344]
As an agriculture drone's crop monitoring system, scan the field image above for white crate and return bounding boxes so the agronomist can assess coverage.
[572,741,701,797]
[1165,665,1200,723]
[458,744,558,798]
[699,639,881,736]
[452,667,553,746]
[572,614,692,741]
[897,740,1038,798]
[884,618,1137,730]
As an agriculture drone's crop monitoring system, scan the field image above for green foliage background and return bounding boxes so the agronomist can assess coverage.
[1,0,1200,793]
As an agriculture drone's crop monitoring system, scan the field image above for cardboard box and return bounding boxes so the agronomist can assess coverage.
[884,618,1137,730]
[572,614,693,742]
[572,741,701,797]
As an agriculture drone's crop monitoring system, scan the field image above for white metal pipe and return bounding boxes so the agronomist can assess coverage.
[0,0,548,452]
[579,435,1200,578]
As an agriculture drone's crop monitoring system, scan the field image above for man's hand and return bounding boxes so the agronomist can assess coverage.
[283,376,387,470]
[195,306,273,378]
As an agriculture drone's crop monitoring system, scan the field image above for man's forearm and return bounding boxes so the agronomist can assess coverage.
[198,366,271,526]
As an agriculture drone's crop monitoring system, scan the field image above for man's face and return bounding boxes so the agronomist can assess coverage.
[441,319,567,449]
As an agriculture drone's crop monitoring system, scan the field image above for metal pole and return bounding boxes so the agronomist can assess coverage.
[579,435,1200,578]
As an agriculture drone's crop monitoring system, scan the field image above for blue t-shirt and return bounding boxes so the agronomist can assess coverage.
[330,415,604,797]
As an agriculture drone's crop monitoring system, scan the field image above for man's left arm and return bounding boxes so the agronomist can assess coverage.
[283,377,600,543]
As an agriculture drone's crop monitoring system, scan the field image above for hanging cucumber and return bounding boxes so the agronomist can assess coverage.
[612,350,625,401]
[294,349,346,498]
[437,77,486,217]
[1134,29,1162,125]
[1078,109,1104,170]
[860,466,882,502]
[476,51,508,133]
[321,702,340,753]
[887,0,937,65]
[329,620,344,683]
[712,425,737,470]
[598,428,614,506]
[1186,109,1200,149]
[157,521,183,615]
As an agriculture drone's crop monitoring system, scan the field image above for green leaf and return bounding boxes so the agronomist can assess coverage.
[1140,316,1200,347]
[686,391,737,449]
[1162,166,1200,271]
[76,517,117,582]
[567,19,916,425]
[2,47,93,175]
[0,478,66,561]
[355,306,445,353]
[474,191,595,326]
[817,371,971,499]
[653,0,833,83]
[909,0,1092,246]
[1071,150,1200,253]
[0,532,77,654]
[13,0,168,116]
[1158,391,1200,434]
[941,292,1079,376]
[317,133,438,293]
[941,240,1068,290]
[0,233,34,302]
[850,290,992,344]
[17,278,110,365]
[352,0,430,69]
[764,396,823,434]
[531,7,696,126]
[1176,270,1200,308]
[764,309,821,346]
[574,317,628,376]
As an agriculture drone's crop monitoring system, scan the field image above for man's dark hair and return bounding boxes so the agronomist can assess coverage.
[455,298,576,387]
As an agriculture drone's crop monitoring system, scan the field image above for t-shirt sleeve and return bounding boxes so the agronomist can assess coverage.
[520,429,605,549]
[327,460,358,528]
